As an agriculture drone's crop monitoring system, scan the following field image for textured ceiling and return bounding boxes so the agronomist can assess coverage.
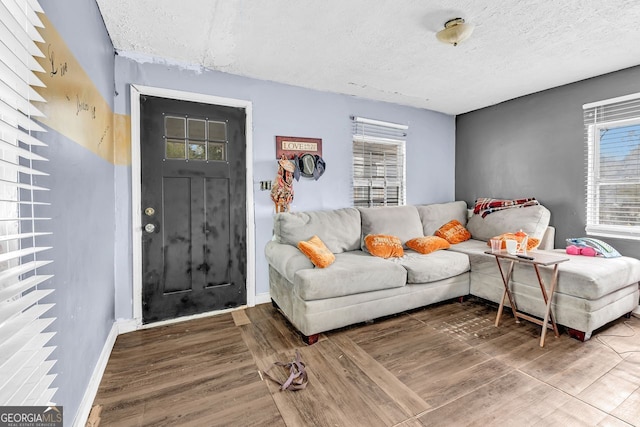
[96,0,640,115]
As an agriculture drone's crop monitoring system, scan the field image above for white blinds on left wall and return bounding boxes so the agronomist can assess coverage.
[351,116,407,207]
[0,0,57,405]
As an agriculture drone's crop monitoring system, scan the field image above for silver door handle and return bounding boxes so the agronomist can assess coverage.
[144,223,156,233]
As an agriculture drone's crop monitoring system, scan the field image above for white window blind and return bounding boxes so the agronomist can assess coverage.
[351,116,407,207]
[0,0,57,406]
[584,93,640,240]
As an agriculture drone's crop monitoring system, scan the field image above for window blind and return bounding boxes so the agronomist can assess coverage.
[0,0,57,406]
[351,116,407,207]
[584,93,640,239]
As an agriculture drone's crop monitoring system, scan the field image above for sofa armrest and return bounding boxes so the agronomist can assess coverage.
[265,241,313,282]
[539,226,555,250]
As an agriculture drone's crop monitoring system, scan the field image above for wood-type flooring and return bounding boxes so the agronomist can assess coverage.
[91,297,640,426]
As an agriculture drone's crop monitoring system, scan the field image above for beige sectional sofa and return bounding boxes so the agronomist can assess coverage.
[265,201,640,344]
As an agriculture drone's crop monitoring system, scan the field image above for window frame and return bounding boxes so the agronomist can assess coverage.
[351,116,407,208]
[163,114,228,161]
[585,106,640,240]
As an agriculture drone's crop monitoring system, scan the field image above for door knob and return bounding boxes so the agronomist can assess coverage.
[144,223,156,233]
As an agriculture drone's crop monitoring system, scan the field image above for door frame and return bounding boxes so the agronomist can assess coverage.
[130,84,255,326]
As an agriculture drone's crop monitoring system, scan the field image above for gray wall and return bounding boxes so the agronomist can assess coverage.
[39,2,116,425]
[456,65,640,258]
[112,56,456,319]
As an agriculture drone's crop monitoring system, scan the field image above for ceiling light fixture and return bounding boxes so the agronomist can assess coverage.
[436,17,474,46]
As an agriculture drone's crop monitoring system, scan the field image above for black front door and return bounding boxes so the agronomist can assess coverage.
[140,95,246,323]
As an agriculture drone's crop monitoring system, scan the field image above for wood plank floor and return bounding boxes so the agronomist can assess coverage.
[91,298,640,426]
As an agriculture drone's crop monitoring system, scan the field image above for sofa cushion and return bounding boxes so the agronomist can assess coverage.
[395,250,470,284]
[359,205,424,250]
[548,250,640,299]
[448,238,490,255]
[416,201,468,236]
[294,251,407,301]
[466,204,551,242]
[274,207,361,254]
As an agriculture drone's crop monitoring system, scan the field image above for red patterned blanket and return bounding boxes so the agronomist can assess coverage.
[473,197,539,218]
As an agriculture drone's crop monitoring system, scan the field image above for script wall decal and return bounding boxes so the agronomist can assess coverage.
[32,14,131,166]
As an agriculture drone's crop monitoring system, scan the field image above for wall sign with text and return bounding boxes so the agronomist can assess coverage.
[275,136,322,159]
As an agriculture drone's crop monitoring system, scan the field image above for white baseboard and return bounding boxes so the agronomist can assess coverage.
[254,292,271,305]
[72,322,119,427]
[116,318,139,334]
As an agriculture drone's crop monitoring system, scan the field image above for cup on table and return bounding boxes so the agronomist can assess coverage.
[490,239,502,253]
[505,239,518,255]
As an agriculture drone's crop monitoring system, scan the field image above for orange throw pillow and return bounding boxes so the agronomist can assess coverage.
[435,219,471,244]
[297,235,336,268]
[487,232,540,251]
[364,234,404,259]
[406,236,450,254]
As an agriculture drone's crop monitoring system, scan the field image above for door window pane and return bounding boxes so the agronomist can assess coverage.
[165,116,185,138]
[188,118,206,140]
[208,142,225,161]
[209,121,226,141]
[189,142,206,160]
[166,139,186,159]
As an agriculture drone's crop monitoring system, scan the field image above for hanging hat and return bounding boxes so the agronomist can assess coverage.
[299,153,316,178]
[313,155,326,180]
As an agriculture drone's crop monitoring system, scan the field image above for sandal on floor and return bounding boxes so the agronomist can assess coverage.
[263,349,308,391]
